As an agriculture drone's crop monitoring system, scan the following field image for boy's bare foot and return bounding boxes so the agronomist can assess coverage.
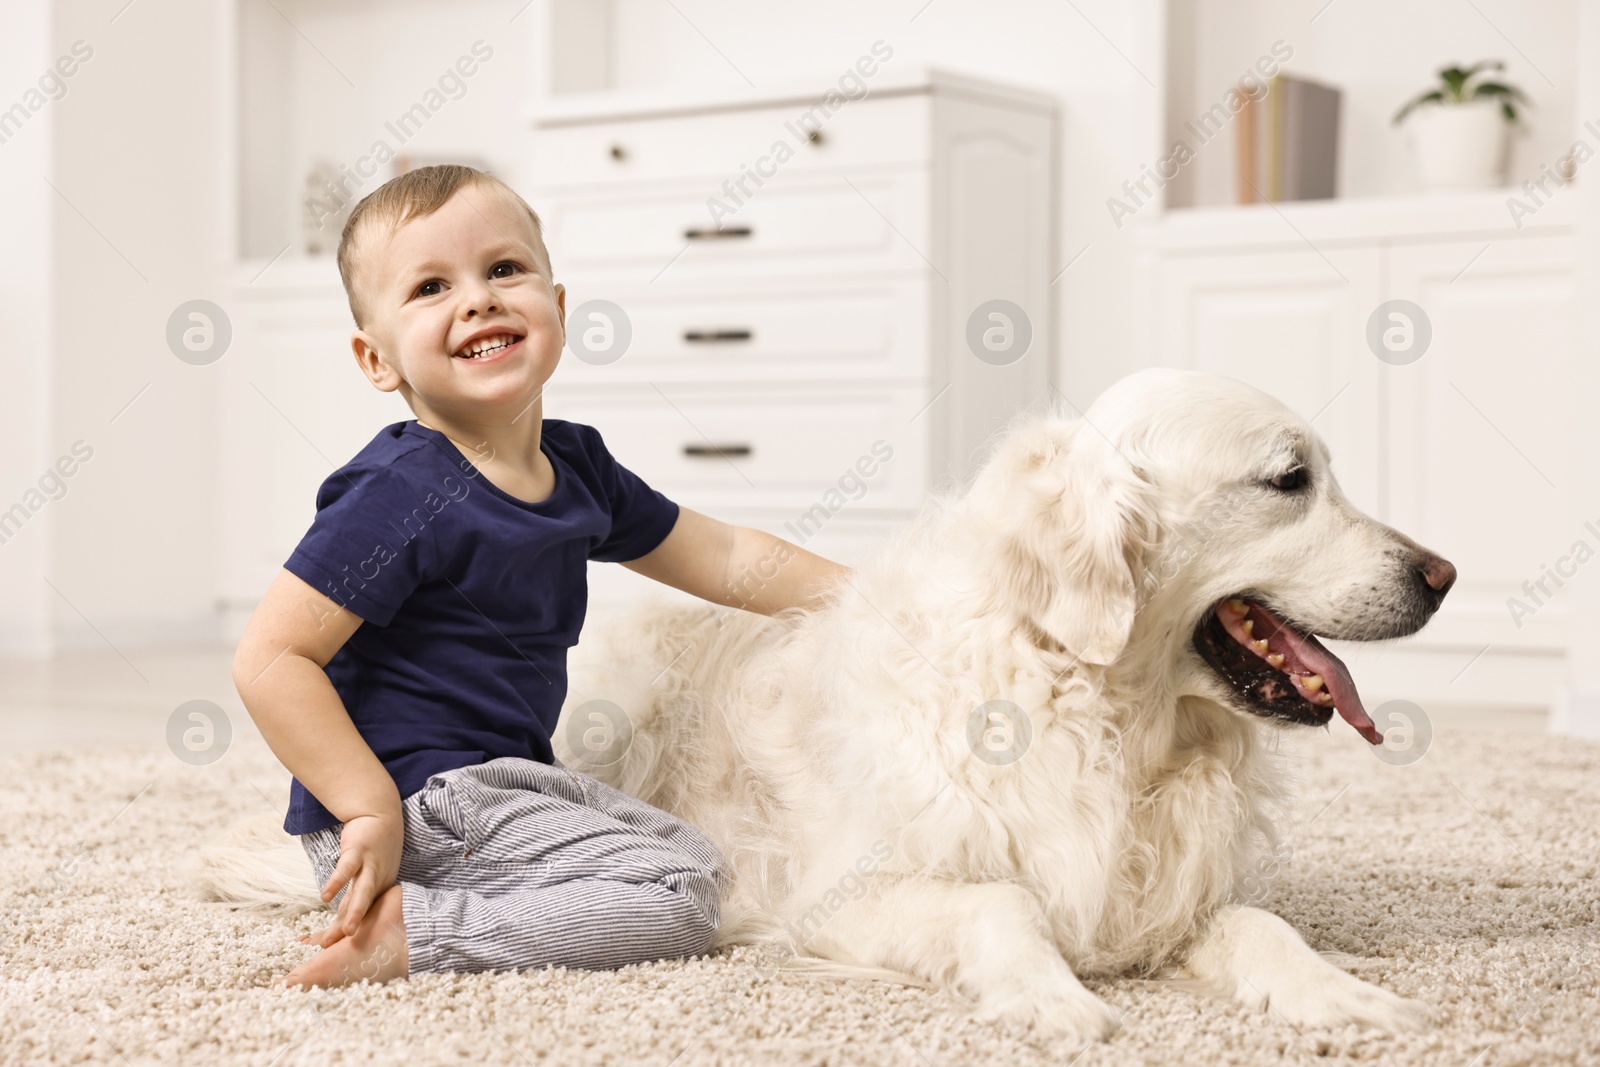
[277,884,409,989]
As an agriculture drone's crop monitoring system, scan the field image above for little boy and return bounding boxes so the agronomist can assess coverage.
[231,164,850,990]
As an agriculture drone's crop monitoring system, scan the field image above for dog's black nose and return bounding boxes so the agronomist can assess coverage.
[1415,551,1456,603]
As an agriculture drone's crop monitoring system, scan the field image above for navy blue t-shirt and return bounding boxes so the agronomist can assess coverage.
[278,418,680,835]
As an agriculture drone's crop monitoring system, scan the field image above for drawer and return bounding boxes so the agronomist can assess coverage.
[555,279,927,384]
[530,93,930,188]
[546,384,930,513]
[539,170,931,281]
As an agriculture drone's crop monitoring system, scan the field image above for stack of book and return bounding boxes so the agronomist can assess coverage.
[1236,74,1342,203]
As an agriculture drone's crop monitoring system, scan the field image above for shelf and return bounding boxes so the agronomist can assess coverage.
[1158,188,1577,252]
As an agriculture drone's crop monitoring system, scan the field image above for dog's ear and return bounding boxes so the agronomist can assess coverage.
[973,417,1153,665]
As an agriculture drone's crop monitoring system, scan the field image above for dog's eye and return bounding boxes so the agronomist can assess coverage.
[1269,467,1308,492]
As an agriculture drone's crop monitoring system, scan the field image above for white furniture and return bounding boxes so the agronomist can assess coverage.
[526,69,1058,619]
[1153,191,1578,718]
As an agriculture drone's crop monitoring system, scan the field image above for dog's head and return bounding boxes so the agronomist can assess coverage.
[971,368,1455,744]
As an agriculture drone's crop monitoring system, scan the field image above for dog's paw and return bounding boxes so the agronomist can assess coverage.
[1248,967,1435,1033]
[969,979,1123,1046]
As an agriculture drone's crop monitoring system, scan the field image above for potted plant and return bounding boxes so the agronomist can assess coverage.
[1393,60,1529,191]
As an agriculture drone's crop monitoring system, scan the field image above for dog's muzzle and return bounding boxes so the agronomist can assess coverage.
[1191,550,1456,744]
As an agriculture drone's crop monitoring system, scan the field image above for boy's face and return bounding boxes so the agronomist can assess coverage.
[350,185,565,426]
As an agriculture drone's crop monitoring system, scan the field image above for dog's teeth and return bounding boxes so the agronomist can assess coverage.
[1228,598,1250,616]
[1266,653,1285,668]
[1241,619,1254,635]
[1253,638,1268,653]
[1300,673,1324,692]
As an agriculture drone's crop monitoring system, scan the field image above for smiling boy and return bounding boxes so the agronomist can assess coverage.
[231,164,850,989]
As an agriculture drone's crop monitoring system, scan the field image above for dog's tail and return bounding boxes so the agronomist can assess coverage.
[181,811,324,913]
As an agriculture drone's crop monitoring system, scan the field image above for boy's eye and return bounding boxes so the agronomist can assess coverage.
[490,261,520,278]
[415,279,443,298]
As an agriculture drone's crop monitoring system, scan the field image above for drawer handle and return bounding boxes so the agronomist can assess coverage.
[683,225,753,241]
[683,329,754,344]
[683,442,752,459]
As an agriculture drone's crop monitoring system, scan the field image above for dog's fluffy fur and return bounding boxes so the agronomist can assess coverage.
[194,368,1448,1043]
[556,368,1448,1040]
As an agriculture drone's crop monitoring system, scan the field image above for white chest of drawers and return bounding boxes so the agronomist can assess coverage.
[527,68,1060,619]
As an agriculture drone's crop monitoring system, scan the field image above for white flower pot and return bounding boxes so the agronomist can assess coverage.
[1405,97,1512,191]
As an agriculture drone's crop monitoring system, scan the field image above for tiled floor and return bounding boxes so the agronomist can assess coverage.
[0,645,1552,758]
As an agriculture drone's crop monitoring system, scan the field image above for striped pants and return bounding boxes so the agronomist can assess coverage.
[299,756,729,975]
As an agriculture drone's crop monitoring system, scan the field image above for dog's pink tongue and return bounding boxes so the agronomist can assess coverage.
[1255,606,1383,745]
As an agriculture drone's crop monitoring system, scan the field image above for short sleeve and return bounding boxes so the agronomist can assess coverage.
[283,465,437,626]
[581,424,681,563]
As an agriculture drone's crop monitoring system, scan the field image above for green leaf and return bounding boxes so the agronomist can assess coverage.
[1393,90,1446,125]
[1471,80,1531,106]
[1401,60,1527,123]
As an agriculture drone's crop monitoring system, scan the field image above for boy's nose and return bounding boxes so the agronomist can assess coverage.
[463,292,499,317]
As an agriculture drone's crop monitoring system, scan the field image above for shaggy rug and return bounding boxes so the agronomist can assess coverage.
[1,724,1596,1067]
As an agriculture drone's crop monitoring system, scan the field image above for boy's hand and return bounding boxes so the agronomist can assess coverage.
[298,809,405,950]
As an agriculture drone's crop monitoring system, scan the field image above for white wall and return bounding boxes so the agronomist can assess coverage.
[1554,1,1600,737]
[1175,0,1579,206]
[0,2,55,656]
[42,0,228,652]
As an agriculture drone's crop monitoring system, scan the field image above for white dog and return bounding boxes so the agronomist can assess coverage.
[553,367,1453,1043]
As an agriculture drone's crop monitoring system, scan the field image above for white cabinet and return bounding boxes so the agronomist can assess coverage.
[1384,236,1578,650]
[1155,193,1579,715]
[527,70,1059,620]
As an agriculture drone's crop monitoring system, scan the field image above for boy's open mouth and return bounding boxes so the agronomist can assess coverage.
[452,332,523,361]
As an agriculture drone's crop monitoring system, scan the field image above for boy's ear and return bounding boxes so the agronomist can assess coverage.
[554,282,567,345]
[352,330,401,393]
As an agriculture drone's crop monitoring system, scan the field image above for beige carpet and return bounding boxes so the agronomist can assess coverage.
[2,726,1597,1067]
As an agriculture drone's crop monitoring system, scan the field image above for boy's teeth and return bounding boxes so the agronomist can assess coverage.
[459,336,514,358]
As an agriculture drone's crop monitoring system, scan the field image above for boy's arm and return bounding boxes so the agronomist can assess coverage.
[620,505,852,615]
[231,568,403,938]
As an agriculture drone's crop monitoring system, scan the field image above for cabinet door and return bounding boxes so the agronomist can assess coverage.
[1386,235,1578,653]
[1157,247,1384,517]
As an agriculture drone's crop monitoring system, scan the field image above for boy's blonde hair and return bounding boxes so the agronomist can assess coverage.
[336,164,552,328]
